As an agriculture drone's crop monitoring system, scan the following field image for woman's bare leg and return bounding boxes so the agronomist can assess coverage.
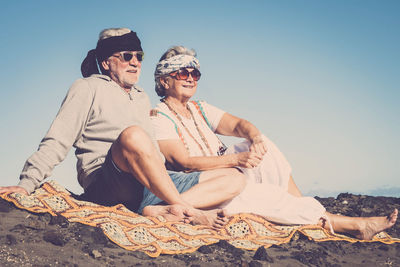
[142,205,229,229]
[287,175,302,197]
[320,209,398,240]
[180,168,246,209]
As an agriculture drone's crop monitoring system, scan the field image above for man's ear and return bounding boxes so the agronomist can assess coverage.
[101,60,110,71]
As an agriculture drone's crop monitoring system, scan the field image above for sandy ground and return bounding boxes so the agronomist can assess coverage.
[0,193,399,267]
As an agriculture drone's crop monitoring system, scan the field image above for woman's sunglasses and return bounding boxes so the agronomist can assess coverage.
[112,51,144,62]
[169,68,201,81]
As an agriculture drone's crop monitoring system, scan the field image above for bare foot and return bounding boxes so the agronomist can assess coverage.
[354,209,398,240]
[142,204,193,223]
[190,208,230,229]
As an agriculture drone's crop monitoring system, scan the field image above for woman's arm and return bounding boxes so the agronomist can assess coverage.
[215,113,268,155]
[158,139,263,172]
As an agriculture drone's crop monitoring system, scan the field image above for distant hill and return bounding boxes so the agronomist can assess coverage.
[305,187,400,198]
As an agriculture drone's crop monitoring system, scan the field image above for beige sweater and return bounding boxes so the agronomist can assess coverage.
[19,74,160,194]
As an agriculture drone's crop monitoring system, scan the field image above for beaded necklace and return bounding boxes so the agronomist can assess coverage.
[162,99,214,156]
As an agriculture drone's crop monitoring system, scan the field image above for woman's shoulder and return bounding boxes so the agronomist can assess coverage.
[151,102,164,113]
[150,102,172,120]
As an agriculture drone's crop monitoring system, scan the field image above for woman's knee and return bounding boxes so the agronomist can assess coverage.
[221,170,246,197]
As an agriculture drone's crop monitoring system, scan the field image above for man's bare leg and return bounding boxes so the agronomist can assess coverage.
[111,126,192,210]
[320,209,398,240]
[111,126,238,223]
[112,126,246,211]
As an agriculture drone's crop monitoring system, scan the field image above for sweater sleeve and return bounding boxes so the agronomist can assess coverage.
[18,79,94,194]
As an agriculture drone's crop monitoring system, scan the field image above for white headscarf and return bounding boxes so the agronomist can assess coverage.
[154,54,200,78]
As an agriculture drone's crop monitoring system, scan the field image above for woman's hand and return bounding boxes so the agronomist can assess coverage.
[249,135,267,156]
[0,186,28,195]
[236,151,263,168]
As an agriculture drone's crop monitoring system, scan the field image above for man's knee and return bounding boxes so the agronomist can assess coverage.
[117,126,152,153]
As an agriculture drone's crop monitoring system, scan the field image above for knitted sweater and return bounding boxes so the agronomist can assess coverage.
[18,74,160,194]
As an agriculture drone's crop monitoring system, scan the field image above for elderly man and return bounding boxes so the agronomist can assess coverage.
[0,28,244,227]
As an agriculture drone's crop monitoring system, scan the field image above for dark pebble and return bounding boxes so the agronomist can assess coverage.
[197,245,213,254]
[128,250,152,260]
[6,234,17,245]
[269,244,287,251]
[0,199,13,213]
[26,217,47,230]
[378,244,389,251]
[253,246,274,263]
[50,215,69,228]
[43,230,68,246]
[216,240,244,256]
[39,213,53,224]
[353,241,367,249]
[92,227,110,245]
[10,224,27,232]
[248,260,266,267]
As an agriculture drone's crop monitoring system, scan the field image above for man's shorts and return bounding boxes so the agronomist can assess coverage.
[80,150,200,213]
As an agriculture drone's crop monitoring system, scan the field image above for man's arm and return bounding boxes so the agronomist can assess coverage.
[17,79,94,194]
[0,186,28,195]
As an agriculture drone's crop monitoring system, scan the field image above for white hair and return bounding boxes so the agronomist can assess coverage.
[159,45,197,61]
[98,28,131,41]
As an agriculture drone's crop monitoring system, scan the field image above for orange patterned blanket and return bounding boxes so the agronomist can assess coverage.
[1,180,398,257]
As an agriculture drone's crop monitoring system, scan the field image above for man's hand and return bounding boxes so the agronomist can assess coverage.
[249,135,267,156]
[0,186,28,195]
[236,151,263,168]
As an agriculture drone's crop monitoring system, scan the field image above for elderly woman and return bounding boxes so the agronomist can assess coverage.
[149,46,397,240]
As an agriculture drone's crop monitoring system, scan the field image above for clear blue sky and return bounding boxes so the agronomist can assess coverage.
[1,1,399,196]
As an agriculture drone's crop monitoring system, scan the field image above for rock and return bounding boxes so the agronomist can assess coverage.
[128,251,151,260]
[26,217,47,230]
[0,199,13,213]
[378,244,389,251]
[216,240,244,257]
[43,230,67,246]
[6,234,17,245]
[39,213,53,224]
[253,246,273,263]
[197,245,213,254]
[49,215,69,228]
[248,260,267,267]
[92,227,110,245]
[90,249,102,259]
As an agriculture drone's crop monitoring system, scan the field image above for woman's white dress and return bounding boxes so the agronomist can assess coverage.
[151,101,325,225]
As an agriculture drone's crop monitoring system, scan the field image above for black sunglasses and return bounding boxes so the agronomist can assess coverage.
[169,68,201,81]
[112,51,144,62]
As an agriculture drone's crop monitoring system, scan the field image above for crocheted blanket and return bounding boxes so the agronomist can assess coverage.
[1,180,398,257]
